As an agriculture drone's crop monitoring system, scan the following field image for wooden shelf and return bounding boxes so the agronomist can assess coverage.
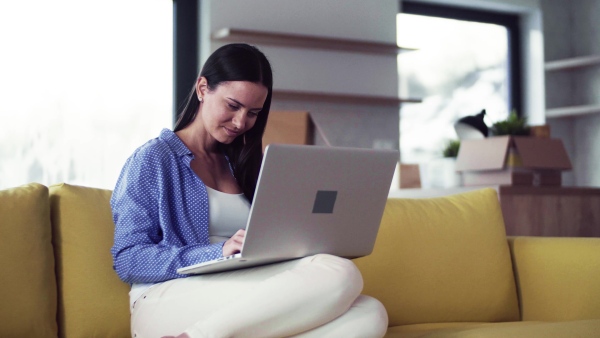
[545,55,600,71]
[546,104,600,118]
[273,89,421,106]
[212,28,416,55]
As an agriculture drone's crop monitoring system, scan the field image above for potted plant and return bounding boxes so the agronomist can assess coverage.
[443,139,461,158]
[489,110,530,136]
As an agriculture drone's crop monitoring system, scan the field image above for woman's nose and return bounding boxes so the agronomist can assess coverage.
[232,111,247,130]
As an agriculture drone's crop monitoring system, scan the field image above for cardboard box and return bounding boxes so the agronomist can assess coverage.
[398,163,421,189]
[529,125,551,138]
[455,136,572,186]
[461,169,534,186]
[262,111,314,151]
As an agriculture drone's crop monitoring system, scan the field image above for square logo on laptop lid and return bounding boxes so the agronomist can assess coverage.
[312,190,337,214]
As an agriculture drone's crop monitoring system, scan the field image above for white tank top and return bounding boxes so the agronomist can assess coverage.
[206,186,250,243]
[129,186,251,310]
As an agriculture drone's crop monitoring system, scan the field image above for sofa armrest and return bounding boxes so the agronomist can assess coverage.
[508,236,600,321]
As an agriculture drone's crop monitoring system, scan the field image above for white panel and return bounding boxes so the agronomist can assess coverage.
[271,99,400,149]
[521,8,545,125]
[210,0,398,43]
[574,114,600,187]
[572,0,600,56]
[207,0,400,100]
[212,44,399,97]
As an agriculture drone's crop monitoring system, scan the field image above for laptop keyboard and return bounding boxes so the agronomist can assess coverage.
[218,253,242,261]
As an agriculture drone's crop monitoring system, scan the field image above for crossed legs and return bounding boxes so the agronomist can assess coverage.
[130,254,387,338]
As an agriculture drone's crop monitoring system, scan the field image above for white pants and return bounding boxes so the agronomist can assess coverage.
[131,254,388,338]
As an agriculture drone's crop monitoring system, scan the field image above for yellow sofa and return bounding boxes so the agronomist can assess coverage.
[1,183,599,338]
[353,188,600,337]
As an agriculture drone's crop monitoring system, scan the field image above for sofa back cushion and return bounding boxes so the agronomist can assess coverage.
[0,183,58,338]
[509,236,600,321]
[50,183,130,338]
[353,188,520,326]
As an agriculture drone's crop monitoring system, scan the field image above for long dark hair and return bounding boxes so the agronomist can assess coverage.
[174,43,273,202]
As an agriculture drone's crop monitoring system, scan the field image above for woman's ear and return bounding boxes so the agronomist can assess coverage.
[195,77,208,101]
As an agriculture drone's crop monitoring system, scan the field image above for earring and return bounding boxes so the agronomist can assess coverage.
[198,96,203,103]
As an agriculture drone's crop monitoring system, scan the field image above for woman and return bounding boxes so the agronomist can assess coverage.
[111,43,388,338]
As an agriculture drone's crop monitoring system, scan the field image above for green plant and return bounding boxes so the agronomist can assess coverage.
[442,139,461,158]
[489,110,530,136]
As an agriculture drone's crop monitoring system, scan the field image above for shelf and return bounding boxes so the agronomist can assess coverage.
[545,55,600,119]
[545,55,600,71]
[546,104,600,118]
[273,89,422,106]
[212,28,416,55]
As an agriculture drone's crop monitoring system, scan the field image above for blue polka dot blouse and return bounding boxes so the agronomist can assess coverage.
[111,128,226,284]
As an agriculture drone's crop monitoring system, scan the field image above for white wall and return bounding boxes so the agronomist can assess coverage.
[209,0,396,42]
[571,0,600,187]
[209,0,399,97]
[204,0,401,149]
[543,0,600,187]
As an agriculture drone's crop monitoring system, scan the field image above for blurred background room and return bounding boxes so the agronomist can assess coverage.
[1,0,599,191]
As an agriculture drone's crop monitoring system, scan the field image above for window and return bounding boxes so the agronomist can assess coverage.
[398,2,521,163]
[0,0,172,190]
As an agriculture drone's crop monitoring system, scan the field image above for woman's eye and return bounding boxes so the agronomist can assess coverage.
[228,104,239,110]
[249,111,259,117]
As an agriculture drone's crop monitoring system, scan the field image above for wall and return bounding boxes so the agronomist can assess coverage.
[203,0,400,149]
[542,0,600,187]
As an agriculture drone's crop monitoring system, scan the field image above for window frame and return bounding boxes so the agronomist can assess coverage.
[173,0,200,125]
[401,1,523,116]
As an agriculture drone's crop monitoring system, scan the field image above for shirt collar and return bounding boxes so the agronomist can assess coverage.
[159,128,192,157]
[159,129,234,176]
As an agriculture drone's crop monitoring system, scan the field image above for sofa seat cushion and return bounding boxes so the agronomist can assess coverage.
[384,319,600,337]
[0,183,58,338]
[353,188,519,326]
[50,183,130,338]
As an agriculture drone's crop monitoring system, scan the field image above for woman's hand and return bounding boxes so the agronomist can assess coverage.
[223,229,246,256]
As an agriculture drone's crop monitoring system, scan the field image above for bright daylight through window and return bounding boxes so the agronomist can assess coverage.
[397,13,510,166]
[0,0,172,190]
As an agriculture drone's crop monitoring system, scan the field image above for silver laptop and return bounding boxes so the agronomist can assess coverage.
[177,144,398,275]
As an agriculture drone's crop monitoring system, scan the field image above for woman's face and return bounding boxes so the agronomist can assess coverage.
[197,79,268,145]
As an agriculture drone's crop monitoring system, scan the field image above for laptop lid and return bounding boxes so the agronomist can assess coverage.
[240,144,398,260]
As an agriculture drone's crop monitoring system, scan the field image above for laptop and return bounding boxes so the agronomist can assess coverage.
[177,144,398,275]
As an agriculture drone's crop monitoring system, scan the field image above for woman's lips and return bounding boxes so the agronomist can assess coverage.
[223,127,241,137]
